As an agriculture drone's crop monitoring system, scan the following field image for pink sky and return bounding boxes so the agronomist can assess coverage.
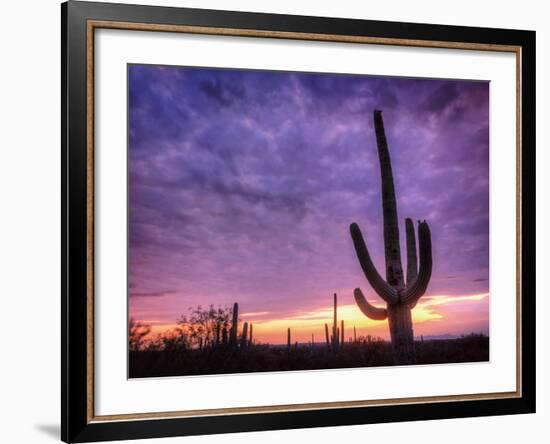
[128,65,490,344]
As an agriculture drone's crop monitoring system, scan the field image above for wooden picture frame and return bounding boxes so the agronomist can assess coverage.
[62,1,535,442]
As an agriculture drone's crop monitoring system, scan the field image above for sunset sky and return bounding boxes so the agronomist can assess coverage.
[128,64,489,344]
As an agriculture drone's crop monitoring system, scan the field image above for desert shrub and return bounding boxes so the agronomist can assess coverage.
[128,318,151,351]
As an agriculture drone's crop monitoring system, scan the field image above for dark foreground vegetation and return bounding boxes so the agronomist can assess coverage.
[129,334,489,378]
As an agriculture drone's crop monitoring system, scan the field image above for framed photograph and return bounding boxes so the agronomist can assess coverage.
[62,1,535,442]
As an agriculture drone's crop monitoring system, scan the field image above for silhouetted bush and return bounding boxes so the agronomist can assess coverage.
[129,334,489,378]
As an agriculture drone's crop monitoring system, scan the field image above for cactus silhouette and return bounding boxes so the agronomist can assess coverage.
[350,110,433,364]
[241,322,249,347]
[332,293,338,350]
[229,302,239,346]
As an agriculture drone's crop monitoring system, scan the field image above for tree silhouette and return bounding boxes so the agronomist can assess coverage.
[128,318,151,351]
[176,304,233,349]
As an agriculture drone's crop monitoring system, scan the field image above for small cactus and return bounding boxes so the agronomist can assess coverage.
[332,293,338,350]
[241,322,249,347]
[229,302,239,346]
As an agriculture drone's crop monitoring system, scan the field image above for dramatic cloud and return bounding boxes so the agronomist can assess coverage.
[128,64,489,342]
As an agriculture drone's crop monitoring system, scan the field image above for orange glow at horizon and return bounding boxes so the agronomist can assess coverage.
[137,292,489,345]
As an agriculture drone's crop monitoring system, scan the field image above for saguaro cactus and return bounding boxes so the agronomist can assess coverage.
[241,322,249,347]
[350,110,433,365]
[332,293,338,350]
[229,302,239,346]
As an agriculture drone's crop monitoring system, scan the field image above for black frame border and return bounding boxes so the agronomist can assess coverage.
[62,1,536,442]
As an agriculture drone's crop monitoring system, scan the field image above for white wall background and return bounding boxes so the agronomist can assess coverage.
[0,0,546,443]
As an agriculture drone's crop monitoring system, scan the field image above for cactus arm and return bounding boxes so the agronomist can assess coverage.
[350,223,398,304]
[401,221,432,304]
[353,288,388,321]
[405,218,418,285]
[374,110,405,288]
